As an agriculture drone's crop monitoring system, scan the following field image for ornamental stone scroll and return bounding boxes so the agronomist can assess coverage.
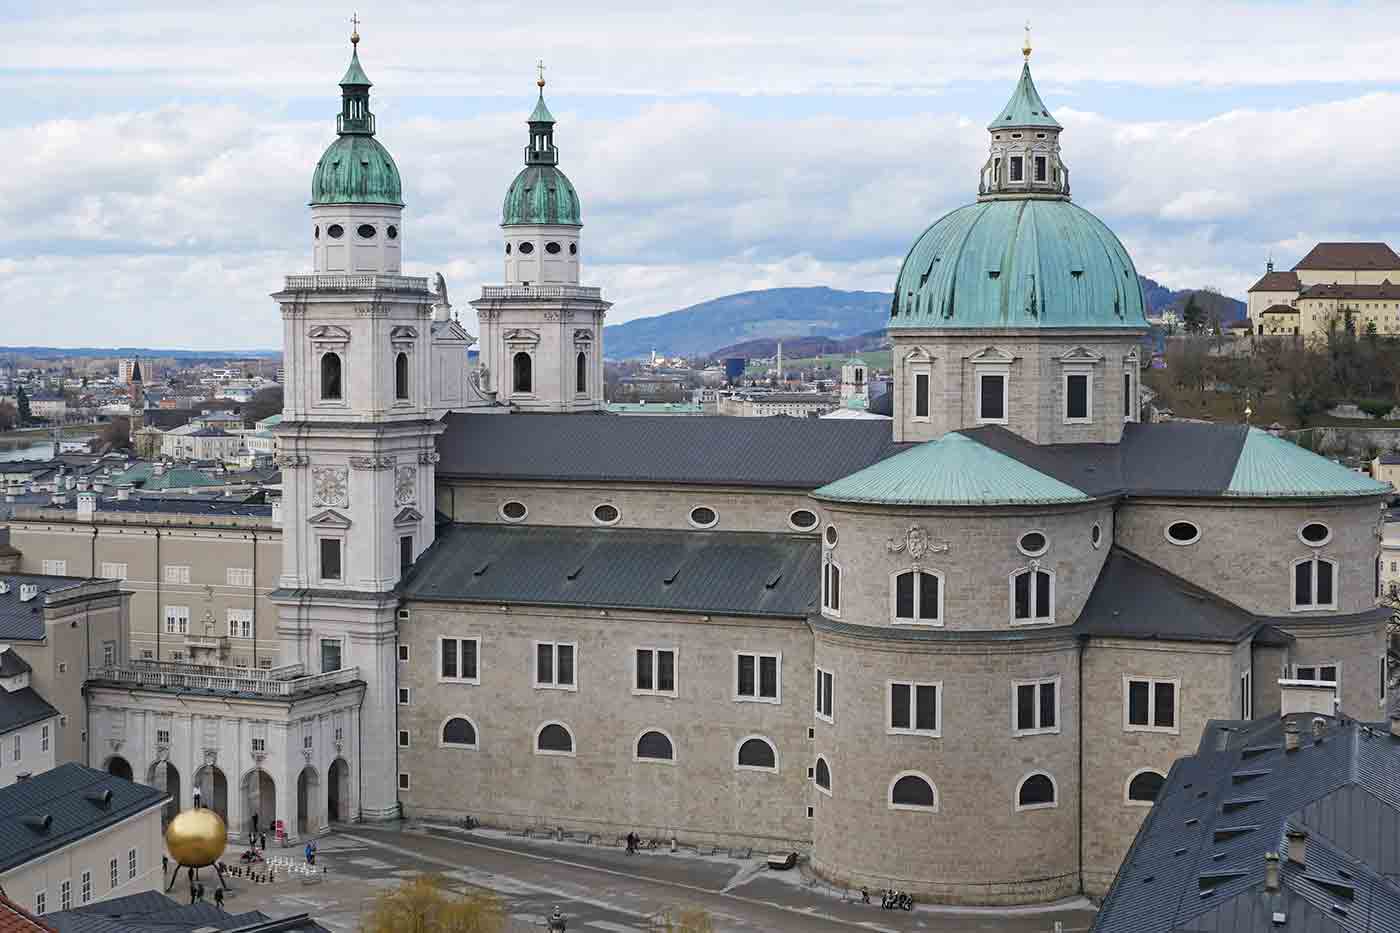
[348,455,396,471]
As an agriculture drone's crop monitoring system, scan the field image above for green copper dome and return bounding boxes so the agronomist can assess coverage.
[502,89,581,226]
[310,43,404,206]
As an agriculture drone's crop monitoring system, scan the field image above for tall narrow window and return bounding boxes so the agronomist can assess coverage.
[576,351,587,394]
[979,373,1007,422]
[1123,370,1134,419]
[1065,372,1090,421]
[319,538,342,581]
[320,352,343,401]
[513,352,532,394]
[822,561,842,615]
[395,352,409,400]
[892,569,942,624]
[1011,568,1054,623]
[399,535,413,572]
[1293,556,1337,610]
[915,372,929,418]
[1009,156,1023,181]
[1034,156,1047,182]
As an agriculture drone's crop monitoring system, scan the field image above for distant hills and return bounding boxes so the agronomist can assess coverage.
[604,278,1246,360]
[0,347,280,359]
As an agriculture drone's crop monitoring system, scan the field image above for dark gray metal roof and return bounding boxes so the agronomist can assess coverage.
[0,574,88,641]
[41,498,273,518]
[0,763,167,873]
[0,646,29,677]
[1094,716,1400,933]
[46,891,329,933]
[403,523,820,618]
[1119,422,1250,496]
[435,412,905,489]
[959,425,1124,497]
[0,687,58,735]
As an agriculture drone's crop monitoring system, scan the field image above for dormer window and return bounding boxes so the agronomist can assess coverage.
[1009,157,1023,182]
[1035,157,1047,182]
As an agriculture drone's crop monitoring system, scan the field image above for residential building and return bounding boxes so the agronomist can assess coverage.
[716,391,838,417]
[0,645,59,786]
[1247,243,1400,339]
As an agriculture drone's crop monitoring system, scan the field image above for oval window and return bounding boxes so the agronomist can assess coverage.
[545,241,562,255]
[1165,520,1201,545]
[689,506,718,528]
[824,525,838,547]
[1090,522,1103,549]
[386,224,398,240]
[505,243,512,255]
[593,503,620,525]
[314,225,320,240]
[569,243,578,255]
[500,500,527,522]
[1017,531,1048,557]
[789,509,819,532]
[357,224,376,239]
[1299,522,1331,546]
[518,241,535,255]
[326,224,345,239]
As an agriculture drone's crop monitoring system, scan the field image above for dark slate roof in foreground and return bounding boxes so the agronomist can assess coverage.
[0,687,59,735]
[0,764,167,873]
[0,574,89,641]
[46,891,329,933]
[39,498,273,518]
[403,523,819,618]
[1094,715,1400,933]
[436,412,905,489]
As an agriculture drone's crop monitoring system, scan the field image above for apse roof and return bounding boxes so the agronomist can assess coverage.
[1226,428,1389,498]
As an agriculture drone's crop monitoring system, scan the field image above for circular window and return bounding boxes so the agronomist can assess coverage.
[689,506,718,529]
[788,509,819,532]
[1090,522,1103,549]
[1299,521,1332,547]
[326,224,344,239]
[518,241,535,255]
[545,241,562,255]
[357,224,376,239]
[593,503,620,525]
[824,525,838,547]
[1165,520,1201,546]
[569,243,578,255]
[386,225,398,240]
[505,243,512,255]
[499,500,527,523]
[1017,531,1048,557]
[314,225,320,240]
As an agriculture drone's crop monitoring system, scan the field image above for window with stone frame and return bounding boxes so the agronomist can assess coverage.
[888,680,940,736]
[822,560,842,616]
[978,372,1008,422]
[535,641,576,690]
[1292,556,1337,610]
[1064,371,1090,422]
[1016,772,1056,810]
[1124,676,1178,733]
[736,736,777,771]
[814,667,834,722]
[636,730,674,762]
[814,756,832,794]
[1014,677,1059,735]
[320,352,343,401]
[914,371,930,418]
[440,636,480,684]
[892,569,942,624]
[1011,567,1054,623]
[634,647,676,696]
[889,772,938,811]
[735,652,780,702]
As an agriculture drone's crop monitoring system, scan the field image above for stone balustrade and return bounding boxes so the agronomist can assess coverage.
[283,273,430,293]
[478,284,602,300]
[92,663,360,697]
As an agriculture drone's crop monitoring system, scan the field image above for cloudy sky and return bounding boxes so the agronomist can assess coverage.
[6,1,1400,349]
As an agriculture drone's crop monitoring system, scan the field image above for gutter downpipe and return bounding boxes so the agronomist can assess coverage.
[251,530,258,668]
[155,529,162,660]
[1078,633,1086,895]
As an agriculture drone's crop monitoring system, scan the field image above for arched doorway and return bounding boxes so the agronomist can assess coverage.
[296,766,321,836]
[106,756,133,782]
[241,770,275,842]
[194,765,229,825]
[327,758,350,823]
[148,760,181,826]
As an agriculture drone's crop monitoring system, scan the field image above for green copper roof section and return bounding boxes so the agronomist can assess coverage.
[529,93,555,124]
[502,165,581,225]
[812,431,1090,506]
[1225,428,1391,498]
[311,134,403,205]
[988,62,1061,130]
[339,48,372,87]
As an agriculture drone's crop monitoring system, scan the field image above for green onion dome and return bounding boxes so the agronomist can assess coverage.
[501,88,581,226]
[309,43,404,207]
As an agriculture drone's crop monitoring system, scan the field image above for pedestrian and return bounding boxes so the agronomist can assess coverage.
[304,841,312,865]
[162,855,169,877]
[310,841,317,866]
[214,887,224,910]
[192,785,202,809]
[189,881,197,905]
[260,832,267,851]
[196,882,205,903]
[252,811,259,834]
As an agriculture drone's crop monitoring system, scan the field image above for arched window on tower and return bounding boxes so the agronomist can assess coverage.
[320,352,343,402]
[394,352,409,401]
[513,352,533,395]
[576,352,587,395]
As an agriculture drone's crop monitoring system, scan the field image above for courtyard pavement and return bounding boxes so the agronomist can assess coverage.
[196,822,1098,932]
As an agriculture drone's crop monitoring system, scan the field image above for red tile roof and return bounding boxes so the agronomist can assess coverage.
[0,895,53,933]
[1247,270,1300,292]
[1293,242,1400,271]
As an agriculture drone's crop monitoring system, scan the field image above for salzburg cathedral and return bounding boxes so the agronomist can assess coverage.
[8,29,1389,906]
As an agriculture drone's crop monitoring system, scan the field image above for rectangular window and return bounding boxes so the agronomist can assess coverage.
[815,668,834,722]
[227,608,253,639]
[227,567,253,587]
[1065,372,1090,421]
[102,641,115,667]
[893,570,941,624]
[978,373,1007,422]
[735,652,781,702]
[888,681,941,736]
[634,647,677,696]
[1293,663,1339,684]
[319,638,342,673]
[400,535,414,572]
[1013,678,1059,735]
[1124,677,1179,733]
[398,644,409,663]
[164,565,190,585]
[251,737,266,753]
[1034,155,1047,181]
[534,641,577,689]
[35,891,45,916]
[60,880,71,912]
[100,562,128,581]
[822,562,842,615]
[1240,669,1253,720]
[109,858,118,890]
[12,734,20,762]
[41,725,49,752]
[156,729,170,744]
[398,730,410,748]
[164,605,189,635]
[1382,657,1389,703]
[303,733,312,750]
[398,687,411,705]
[399,772,411,791]
[81,870,91,904]
[319,538,342,581]
[1010,156,1023,181]
[42,559,67,576]
[439,636,480,684]
[1123,371,1134,419]
[914,372,930,418]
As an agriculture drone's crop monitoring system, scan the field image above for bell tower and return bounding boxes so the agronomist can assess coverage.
[270,26,441,822]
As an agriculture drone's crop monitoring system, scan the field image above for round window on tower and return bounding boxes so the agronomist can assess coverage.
[499,500,528,523]
[1298,522,1331,547]
[386,225,398,240]
[1165,520,1201,546]
[824,525,838,548]
[314,225,320,240]
[569,243,578,255]
[327,224,344,239]
[518,241,535,255]
[788,509,819,532]
[357,224,376,239]
[505,243,512,255]
[688,506,719,529]
[545,242,561,255]
[1017,531,1049,557]
[593,503,621,526]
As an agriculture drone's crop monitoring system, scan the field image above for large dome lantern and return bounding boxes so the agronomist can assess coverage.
[502,64,582,227]
[309,30,403,207]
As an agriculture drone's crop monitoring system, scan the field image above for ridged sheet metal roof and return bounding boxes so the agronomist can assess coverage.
[1227,428,1390,498]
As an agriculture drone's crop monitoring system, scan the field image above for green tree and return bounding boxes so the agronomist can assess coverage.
[1182,295,1206,334]
[242,387,284,426]
[363,874,504,933]
[15,386,31,425]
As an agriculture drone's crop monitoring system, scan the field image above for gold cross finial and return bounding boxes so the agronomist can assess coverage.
[1022,21,1032,60]
[537,59,547,90]
[350,12,360,47]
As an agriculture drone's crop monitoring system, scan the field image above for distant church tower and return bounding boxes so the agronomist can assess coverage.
[269,27,440,821]
[472,67,611,411]
[128,358,144,433]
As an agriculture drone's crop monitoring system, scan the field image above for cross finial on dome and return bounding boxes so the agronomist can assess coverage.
[1022,21,1032,60]
[537,59,547,91]
[351,12,360,47]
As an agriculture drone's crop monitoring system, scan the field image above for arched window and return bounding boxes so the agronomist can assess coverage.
[1016,772,1057,811]
[394,352,409,401]
[320,352,343,401]
[1293,556,1337,610]
[440,717,478,749]
[814,756,831,794]
[576,351,587,394]
[735,736,777,772]
[635,730,674,762]
[535,722,574,757]
[1126,769,1166,805]
[892,569,942,624]
[822,561,841,616]
[1011,567,1054,623]
[513,352,533,394]
[889,772,938,811]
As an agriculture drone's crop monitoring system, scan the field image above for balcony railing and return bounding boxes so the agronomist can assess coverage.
[127,658,304,681]
[92,663,360,698]
[283,273,430,293]
[478,285,602,300]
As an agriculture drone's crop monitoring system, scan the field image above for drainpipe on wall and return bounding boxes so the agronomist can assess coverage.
[1077,634,1086,895]
[251,530,258,668]
[154,529,162,660]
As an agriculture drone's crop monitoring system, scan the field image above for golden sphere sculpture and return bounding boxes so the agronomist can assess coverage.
[164,808,228,868]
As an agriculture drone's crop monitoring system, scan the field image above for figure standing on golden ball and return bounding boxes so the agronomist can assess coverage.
[165,807,228,868]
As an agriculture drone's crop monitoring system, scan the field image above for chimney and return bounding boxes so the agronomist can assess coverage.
[1312,717,1327,742]
[19,584,38,602]
[0,582,10,595]
[153,462,166,476]
[66,475,76,490]
[1264,851,1280,891]
[1284,720,1301,752]
[77,491,97,519]
[51,493,67,506]
[76,479,88,491]
[117,484,132,501]
[1286,829,1307,867]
